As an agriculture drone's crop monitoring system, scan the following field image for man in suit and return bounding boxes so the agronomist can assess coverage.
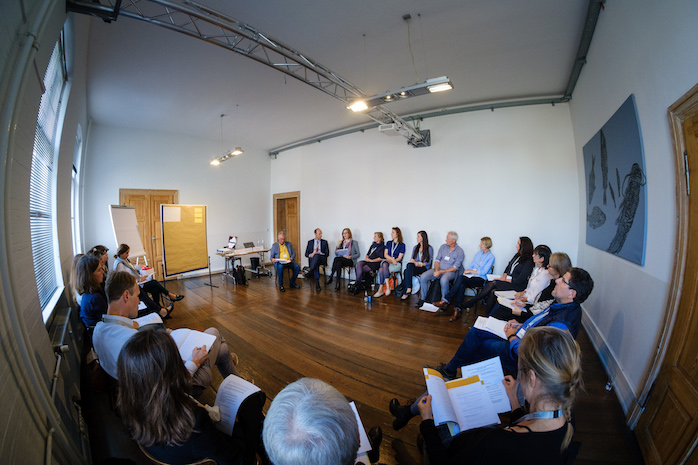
[305,228,329,291]
[270,230,301,292]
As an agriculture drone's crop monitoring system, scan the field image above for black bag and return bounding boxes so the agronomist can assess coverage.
[425,279,441,303]
[394,281,404,298]
[234,265,247,285]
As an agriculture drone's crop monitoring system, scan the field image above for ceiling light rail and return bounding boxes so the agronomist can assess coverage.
[67,0,431,146]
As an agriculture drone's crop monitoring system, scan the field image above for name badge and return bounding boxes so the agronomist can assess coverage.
[444,256,450,260]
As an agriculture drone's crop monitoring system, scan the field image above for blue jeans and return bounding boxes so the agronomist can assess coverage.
[419,269,456,300]
[307,254,327,279]
[445,327,517,373]
[274,261,300,286]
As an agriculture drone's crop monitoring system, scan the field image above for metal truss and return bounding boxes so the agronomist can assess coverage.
[66,0,425,144]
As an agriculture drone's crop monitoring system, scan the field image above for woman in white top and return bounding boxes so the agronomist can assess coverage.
[517,244,552,305]
[113,244,184,306]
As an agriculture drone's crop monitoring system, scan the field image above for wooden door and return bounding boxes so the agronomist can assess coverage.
[273,191,300,254]
[119,189,178,280]
[635,95,698,463]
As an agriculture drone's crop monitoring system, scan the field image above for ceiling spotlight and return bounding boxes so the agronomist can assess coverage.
[348,76,453,112]
[210,159,221,166]
[210,108,244,166]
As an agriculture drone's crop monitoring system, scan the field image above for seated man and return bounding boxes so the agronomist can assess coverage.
[270,230,301,292]
[388,267,594,430]
[305,228,329,292]
[92,271,239,397]
[264,378,382,465]
[418,231,465,307]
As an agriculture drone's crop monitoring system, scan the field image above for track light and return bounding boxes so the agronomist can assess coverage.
[347,76,453,112]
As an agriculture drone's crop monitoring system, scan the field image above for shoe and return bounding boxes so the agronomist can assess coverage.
[401,290,411,300]
[373,288,384,298]
[415,300,424,308]
[425,363,456,381]
[171,294,185,301]
[385,285,391,296]
[279,285,285,292]
[449,307,462,322]
[290,283,300,289]
[231,353,239,366]
[165,303,174,319]
[389,398,415,431]
[335,282,341,291]
[367,426,382,463]
[315,282,321,292]
[325,276,333,285]
[434,300,449,309]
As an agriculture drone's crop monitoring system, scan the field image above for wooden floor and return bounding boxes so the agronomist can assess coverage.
[90,272,643,464]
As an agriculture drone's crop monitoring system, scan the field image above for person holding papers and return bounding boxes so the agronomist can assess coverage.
[458,236,535,313]
[304,228,330,292]
[417,327,583,464]
[374,227,406,298]
[114,243,184,304]
[92,272,240,398]
[270,230,301,292]
[432,236,495,320]
[117,329,264,465]
[417,231,465,307]
[491,252,571,323]
[400,230,434,300]
[325,228,361,291]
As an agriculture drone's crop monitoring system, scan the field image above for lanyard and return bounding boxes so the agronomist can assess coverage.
[390,241,398,257]
[515,409,565,423]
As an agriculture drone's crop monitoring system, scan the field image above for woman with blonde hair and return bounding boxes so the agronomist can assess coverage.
[325,228,361,291]
[418,326,582,464]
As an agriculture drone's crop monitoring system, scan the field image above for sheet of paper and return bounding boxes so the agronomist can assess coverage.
[170,329,217,363]
[336,248,349,256]
[496,297,517,310]
[137,300,146,310]
[473,316,508,339]
[486,274,500,281]
[424,368,458,426]
[464,273,476,278]
[277,259,291,264]
[446,377,500,431]
[162,206,181,222]
[133,312,163,327]
[349,402,372,456]
[461,356,512,414]
[214,375,261,435]
[420,303,440,312]
[495,290,517,299]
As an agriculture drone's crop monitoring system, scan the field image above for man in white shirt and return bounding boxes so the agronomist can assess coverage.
[92,271,239,397]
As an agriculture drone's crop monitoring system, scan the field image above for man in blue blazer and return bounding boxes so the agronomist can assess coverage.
[305,228,330,292]
[270,230,301,292]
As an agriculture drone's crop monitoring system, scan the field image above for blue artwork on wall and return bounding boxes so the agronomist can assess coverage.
[583,94,647,265]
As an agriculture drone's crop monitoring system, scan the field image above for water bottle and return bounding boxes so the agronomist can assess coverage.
[364,290,371,303]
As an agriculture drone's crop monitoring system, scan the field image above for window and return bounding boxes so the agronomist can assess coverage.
[71,125,83,255]
[30,37,67,314]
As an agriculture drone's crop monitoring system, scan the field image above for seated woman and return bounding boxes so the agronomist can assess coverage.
[491,252,571,323]
[117,329,265,465]
[374,227,405,298]
[325,228,361,291]
[416,326,582,464]
[74,255,107,327]
[401,231,434,300]
[113,243,184,304]
[460,236,534,314]
[434,236,495,321]
[352,232,385,295]
[89,245,110,286]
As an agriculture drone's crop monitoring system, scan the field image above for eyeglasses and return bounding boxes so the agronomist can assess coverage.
[561,276,575,291]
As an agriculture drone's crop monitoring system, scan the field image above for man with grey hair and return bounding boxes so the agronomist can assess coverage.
[263,378,359,465]
[418,231,465,307]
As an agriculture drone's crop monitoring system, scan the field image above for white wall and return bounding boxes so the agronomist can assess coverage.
[271,104,580,272]
[569,0,698,413]
[82,124,271,274]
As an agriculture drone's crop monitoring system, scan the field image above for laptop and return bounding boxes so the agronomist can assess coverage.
[243,242,255,248]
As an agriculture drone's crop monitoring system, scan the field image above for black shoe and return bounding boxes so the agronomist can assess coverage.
[367,426,382,463]
[290,283,300,289]
[389,398,415,431]
[425,363,456,381]
[335,282,341,291]
[279,285,285,292]
[171,294,185,301]
[315,282,321,292]
[415,300,424,308]
[325,276,333,285]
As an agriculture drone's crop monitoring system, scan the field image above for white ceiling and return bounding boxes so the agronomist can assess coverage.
[85,0,590,152]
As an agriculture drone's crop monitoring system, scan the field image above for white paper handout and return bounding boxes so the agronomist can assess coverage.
[133,312,163,327]
[170,328,218,363]
[461,356,512,414]
[349,401,372,464]
[473,316,508,339]
[214,375,262,435]
[420,302,440,312]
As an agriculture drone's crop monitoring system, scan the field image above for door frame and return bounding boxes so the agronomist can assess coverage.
[627,83,698,429]
[273,191,301,251]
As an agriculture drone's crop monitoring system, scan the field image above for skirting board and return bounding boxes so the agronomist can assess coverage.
[581,308,637,418]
